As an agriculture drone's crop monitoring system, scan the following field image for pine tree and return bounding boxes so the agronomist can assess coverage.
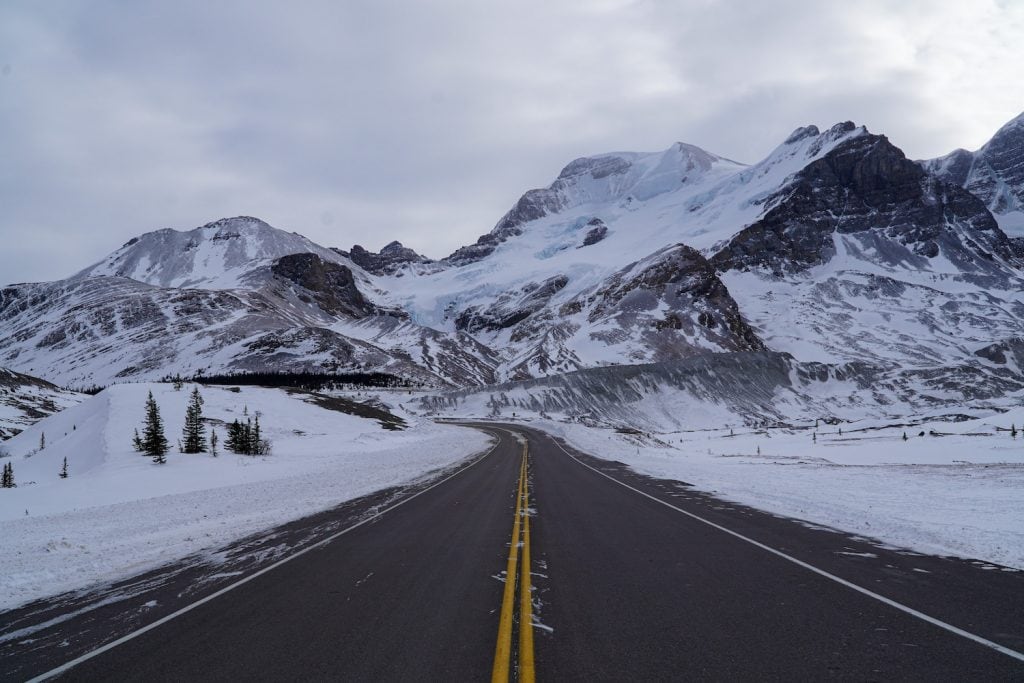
[132,428,143,452]
[223,416,270,455]
[902,431,908,441]
[226,419,242,453]
[2,462,14,488]
[59,457,68,479]
[252,416,261,454]
[245,418,254,454]
[181,387,206,453]
[39,432,45,451]
[142,390,169,463]
[210,428,218,457]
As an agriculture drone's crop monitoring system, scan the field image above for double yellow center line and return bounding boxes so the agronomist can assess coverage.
[492,443,535,683]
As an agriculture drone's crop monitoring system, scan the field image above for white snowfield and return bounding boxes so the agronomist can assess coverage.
[0,384,491,612]
[537,414,1024,570]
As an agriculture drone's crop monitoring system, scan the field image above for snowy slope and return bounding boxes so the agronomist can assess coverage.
[385,126,863,329]
[0,383,492,609]
[418,352,1024,431]
[0,368,83,440]
[74,216,363,291]
[541,416,1024,569]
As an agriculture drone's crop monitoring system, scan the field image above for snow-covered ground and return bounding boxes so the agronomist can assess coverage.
[537,411,1024,570]
[0,383,491,611]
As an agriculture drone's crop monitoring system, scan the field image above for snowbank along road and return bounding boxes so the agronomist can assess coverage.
[2,423,1023,680]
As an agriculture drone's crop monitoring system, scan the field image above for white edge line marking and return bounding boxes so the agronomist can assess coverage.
[545,432,1024,664]
[28,437,502,683]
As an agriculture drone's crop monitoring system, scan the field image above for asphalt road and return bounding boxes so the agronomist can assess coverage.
[4,422,1023,680]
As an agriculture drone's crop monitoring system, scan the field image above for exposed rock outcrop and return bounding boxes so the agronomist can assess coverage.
[271,253,377,318]
[335,241,432,275]
[712,124,1021,277]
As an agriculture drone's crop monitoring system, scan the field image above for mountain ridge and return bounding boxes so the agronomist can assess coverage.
[2,112,1023,418]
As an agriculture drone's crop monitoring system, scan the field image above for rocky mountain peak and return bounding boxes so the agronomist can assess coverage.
[270,253,377,318]
[443,141,742,267]
[337,241,432,276]
[199,215,274,234]
[922,111,1024,231]
[73,216,346,289]
[784,125,820,144]
[712,128,1015,276]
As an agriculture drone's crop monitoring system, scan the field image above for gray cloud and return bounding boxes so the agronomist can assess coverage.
[1,0,1021,285]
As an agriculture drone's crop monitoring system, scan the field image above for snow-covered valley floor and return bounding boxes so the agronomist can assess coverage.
[537,413,1024,570]
[0,384,492,611]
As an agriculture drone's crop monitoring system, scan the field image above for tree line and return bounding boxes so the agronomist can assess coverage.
[163,370,417,390]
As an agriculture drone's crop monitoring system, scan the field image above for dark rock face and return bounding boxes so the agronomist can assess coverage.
[337,241,432,275]
[579,218,608,247]
[271,253,376,318]
[455,275,570,334]
[974,337,1024,366]
[588,244,765,354]
[712,128,1020,276]
[923,112,1024,215]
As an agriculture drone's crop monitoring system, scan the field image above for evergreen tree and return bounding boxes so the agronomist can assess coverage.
[181,387,207,453]
[39,432,45,451]
[132,428,143,452]
[2,462,14,488]
[226,419,240,452]
[902,431,908,441]
[142,390,169,463]
[59,457,68,479]
[210,428,218,457]
[224,416,270,455]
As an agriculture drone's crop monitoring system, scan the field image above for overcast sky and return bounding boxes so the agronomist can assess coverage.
[1,0,1021,285]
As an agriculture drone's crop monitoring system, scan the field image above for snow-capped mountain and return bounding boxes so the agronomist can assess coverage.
[0,218,497,387]
[75,216,361,290]
[922,112,1024,237]
[0,367,82,440]
[2,113,1023,416]
[379,119,1024,379]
